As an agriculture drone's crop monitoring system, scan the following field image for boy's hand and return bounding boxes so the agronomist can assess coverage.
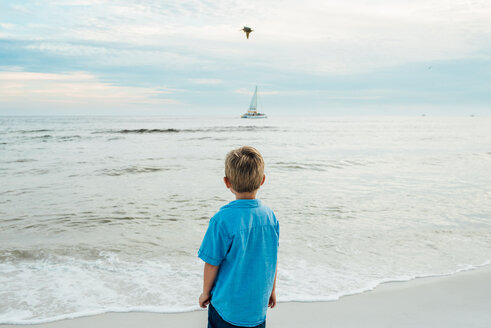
[268,290,276,308]
[199,292,211,308]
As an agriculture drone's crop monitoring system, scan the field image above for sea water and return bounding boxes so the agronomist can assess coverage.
[0,116,490,324]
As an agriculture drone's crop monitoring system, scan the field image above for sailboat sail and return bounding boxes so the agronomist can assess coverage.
[248,86,258,112]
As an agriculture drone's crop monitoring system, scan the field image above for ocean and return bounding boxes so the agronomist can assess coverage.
[0,115,490,324]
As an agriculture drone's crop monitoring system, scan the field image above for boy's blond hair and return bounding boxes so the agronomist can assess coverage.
[225,146,264,193]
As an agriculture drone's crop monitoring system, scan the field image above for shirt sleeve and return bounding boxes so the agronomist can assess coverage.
[198,217,232,266]
[274,213,280,246]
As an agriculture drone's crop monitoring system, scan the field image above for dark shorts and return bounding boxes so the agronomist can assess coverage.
[208,303,266,328]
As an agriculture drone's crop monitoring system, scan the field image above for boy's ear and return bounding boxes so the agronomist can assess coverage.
[260,174,266,186]
[224,176,232,188]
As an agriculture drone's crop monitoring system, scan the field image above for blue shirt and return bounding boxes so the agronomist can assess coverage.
[198,199,279,327]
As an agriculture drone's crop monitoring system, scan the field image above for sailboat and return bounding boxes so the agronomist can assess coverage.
[241,86,267,119]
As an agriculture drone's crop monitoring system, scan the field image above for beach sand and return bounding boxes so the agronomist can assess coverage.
[2,265,490,328]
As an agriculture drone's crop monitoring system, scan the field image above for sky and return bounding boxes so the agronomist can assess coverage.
[0,0,490,116]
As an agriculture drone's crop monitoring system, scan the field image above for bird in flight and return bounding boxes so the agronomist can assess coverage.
[241,26,253,39]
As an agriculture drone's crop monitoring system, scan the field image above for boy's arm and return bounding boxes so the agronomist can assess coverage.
[269,263,278,308]
[199,262,219,308]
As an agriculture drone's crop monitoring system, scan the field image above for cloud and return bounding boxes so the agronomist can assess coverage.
[234,88,280,96]
[0,23,15,29]
[188,78,223,85]
[0,71,180,113]
[21,42,209,70]
[4,0,490,75]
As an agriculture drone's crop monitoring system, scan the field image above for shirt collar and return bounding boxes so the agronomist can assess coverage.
[222,199,261,209]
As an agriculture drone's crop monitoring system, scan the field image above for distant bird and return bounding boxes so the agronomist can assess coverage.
[241,26,253,39]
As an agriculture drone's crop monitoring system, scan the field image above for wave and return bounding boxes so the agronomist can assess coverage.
[19,134,83,142]
[31,134,53,140]
[58,135,82,141]
[0,258,488,325]
[96,166,171,176]
[96,126,279,134]
[271,159,371,171]
[0,248,106,262]
[118,128,180,134]
[17,129,53,133]
[0,306,200,325]
[13,168,50,176]
[4,158,37,163]
[278,261,491,303]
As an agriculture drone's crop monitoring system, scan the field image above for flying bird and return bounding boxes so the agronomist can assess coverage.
[241,26,253,39]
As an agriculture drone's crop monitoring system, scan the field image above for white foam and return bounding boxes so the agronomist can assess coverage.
[277,260,491,303]
[1,254,489,325]
[0,252,204,324]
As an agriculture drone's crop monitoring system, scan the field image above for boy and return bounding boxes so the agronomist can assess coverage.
[198,146,279,328]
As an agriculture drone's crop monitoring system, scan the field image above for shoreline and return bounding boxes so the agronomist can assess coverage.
[2,264,490,327]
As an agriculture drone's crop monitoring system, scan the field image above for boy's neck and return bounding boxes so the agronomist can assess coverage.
[234,191,258,200]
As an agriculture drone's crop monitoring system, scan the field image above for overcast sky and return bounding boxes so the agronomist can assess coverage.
[0,0,490,115]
